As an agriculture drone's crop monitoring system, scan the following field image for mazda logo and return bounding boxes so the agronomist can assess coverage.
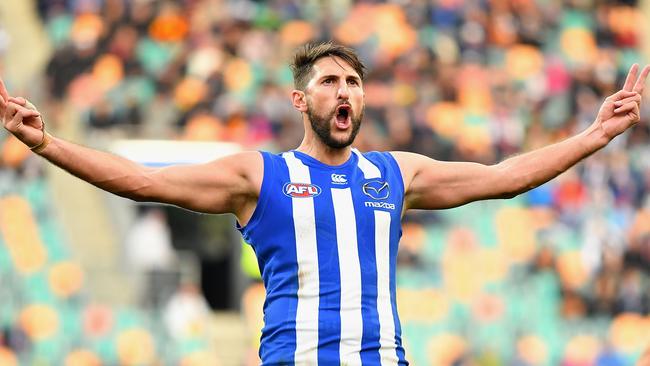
[362,180,389,200]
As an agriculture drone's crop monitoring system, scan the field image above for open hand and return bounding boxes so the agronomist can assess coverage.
[595,64,650,141]
[0,78,44,148]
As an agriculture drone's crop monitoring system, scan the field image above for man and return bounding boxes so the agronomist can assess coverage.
[1,42,648,365]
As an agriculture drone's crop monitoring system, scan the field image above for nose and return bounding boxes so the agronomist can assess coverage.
[337,81,350,100]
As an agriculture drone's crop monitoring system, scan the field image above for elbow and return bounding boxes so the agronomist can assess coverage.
[499,190,520,200]
[502,177,541,199]
[121,172,157,202]
[128,190,151,203]
[493,165,535,199]
[497,183,523,199]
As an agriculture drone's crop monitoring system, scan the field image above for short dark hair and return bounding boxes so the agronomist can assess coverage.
[290,41,366,91]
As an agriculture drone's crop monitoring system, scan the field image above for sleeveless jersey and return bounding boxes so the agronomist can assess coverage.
[238,148,409,365]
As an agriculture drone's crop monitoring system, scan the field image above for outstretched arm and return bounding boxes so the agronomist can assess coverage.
[0,80,262,220]
[394,64,650,210]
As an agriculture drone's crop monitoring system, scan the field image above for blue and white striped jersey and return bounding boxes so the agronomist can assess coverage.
[238,148,409,365]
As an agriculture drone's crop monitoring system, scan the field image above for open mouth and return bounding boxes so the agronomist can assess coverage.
[335,105,351,127]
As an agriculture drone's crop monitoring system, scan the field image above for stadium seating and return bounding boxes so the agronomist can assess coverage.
[2,0,650,364]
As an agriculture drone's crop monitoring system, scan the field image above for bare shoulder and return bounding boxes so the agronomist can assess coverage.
[222,151,263,224]
[223,150,264,172]
[215,150,264,190]
[238,150,264,189]
[389,151,428,166]
[389,151,430,187]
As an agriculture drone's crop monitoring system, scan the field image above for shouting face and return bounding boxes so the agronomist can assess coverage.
[302,56,364,149]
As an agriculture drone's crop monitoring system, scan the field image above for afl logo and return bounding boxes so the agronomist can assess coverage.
[283,182,322,198]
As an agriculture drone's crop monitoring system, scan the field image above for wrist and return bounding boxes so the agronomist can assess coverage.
[27,116,52,154]
[30,132,53,154]
[581,123,610,153]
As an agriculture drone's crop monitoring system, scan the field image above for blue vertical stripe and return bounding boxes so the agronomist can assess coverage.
[313,170,341,364]
[358,196,382,365]
[390,216,407,364]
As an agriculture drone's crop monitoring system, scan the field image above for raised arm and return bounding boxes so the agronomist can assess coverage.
[394,63,649,211]
[0,81,262,222]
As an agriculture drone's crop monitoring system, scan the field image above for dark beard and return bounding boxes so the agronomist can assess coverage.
[306,102,363,149]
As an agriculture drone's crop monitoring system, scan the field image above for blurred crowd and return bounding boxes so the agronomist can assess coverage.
[2,0,650,364]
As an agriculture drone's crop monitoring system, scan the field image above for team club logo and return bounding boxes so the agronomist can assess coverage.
[362,180,390,200]
[283,182,322,198]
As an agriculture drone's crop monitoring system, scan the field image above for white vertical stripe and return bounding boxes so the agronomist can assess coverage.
[353,148,381,179]
[332,188,363,365]
[283,152,319,364]
[375,210,399,364]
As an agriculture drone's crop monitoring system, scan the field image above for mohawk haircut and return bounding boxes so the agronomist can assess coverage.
[290,41,366,91]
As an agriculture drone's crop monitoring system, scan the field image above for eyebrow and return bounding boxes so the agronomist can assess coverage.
[319,74,362,83]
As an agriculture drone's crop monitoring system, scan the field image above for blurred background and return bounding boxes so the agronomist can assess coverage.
[1,0,650,365]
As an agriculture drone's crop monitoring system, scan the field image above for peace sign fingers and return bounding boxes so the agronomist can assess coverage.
[622,63,650,95]
[0,78,9,105]
[633,65,650,95]
[623,64,639,92]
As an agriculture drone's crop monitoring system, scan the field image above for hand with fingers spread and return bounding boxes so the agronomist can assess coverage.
[594,63,650,141]
[0,78,48,151]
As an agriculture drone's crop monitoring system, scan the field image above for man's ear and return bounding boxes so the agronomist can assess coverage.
[292,90,307,112]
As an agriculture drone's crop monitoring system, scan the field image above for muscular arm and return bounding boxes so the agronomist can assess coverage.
[394,125,604,210]
[1,85,262,220]
[395,64,649,211]
[38,137,262,216]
